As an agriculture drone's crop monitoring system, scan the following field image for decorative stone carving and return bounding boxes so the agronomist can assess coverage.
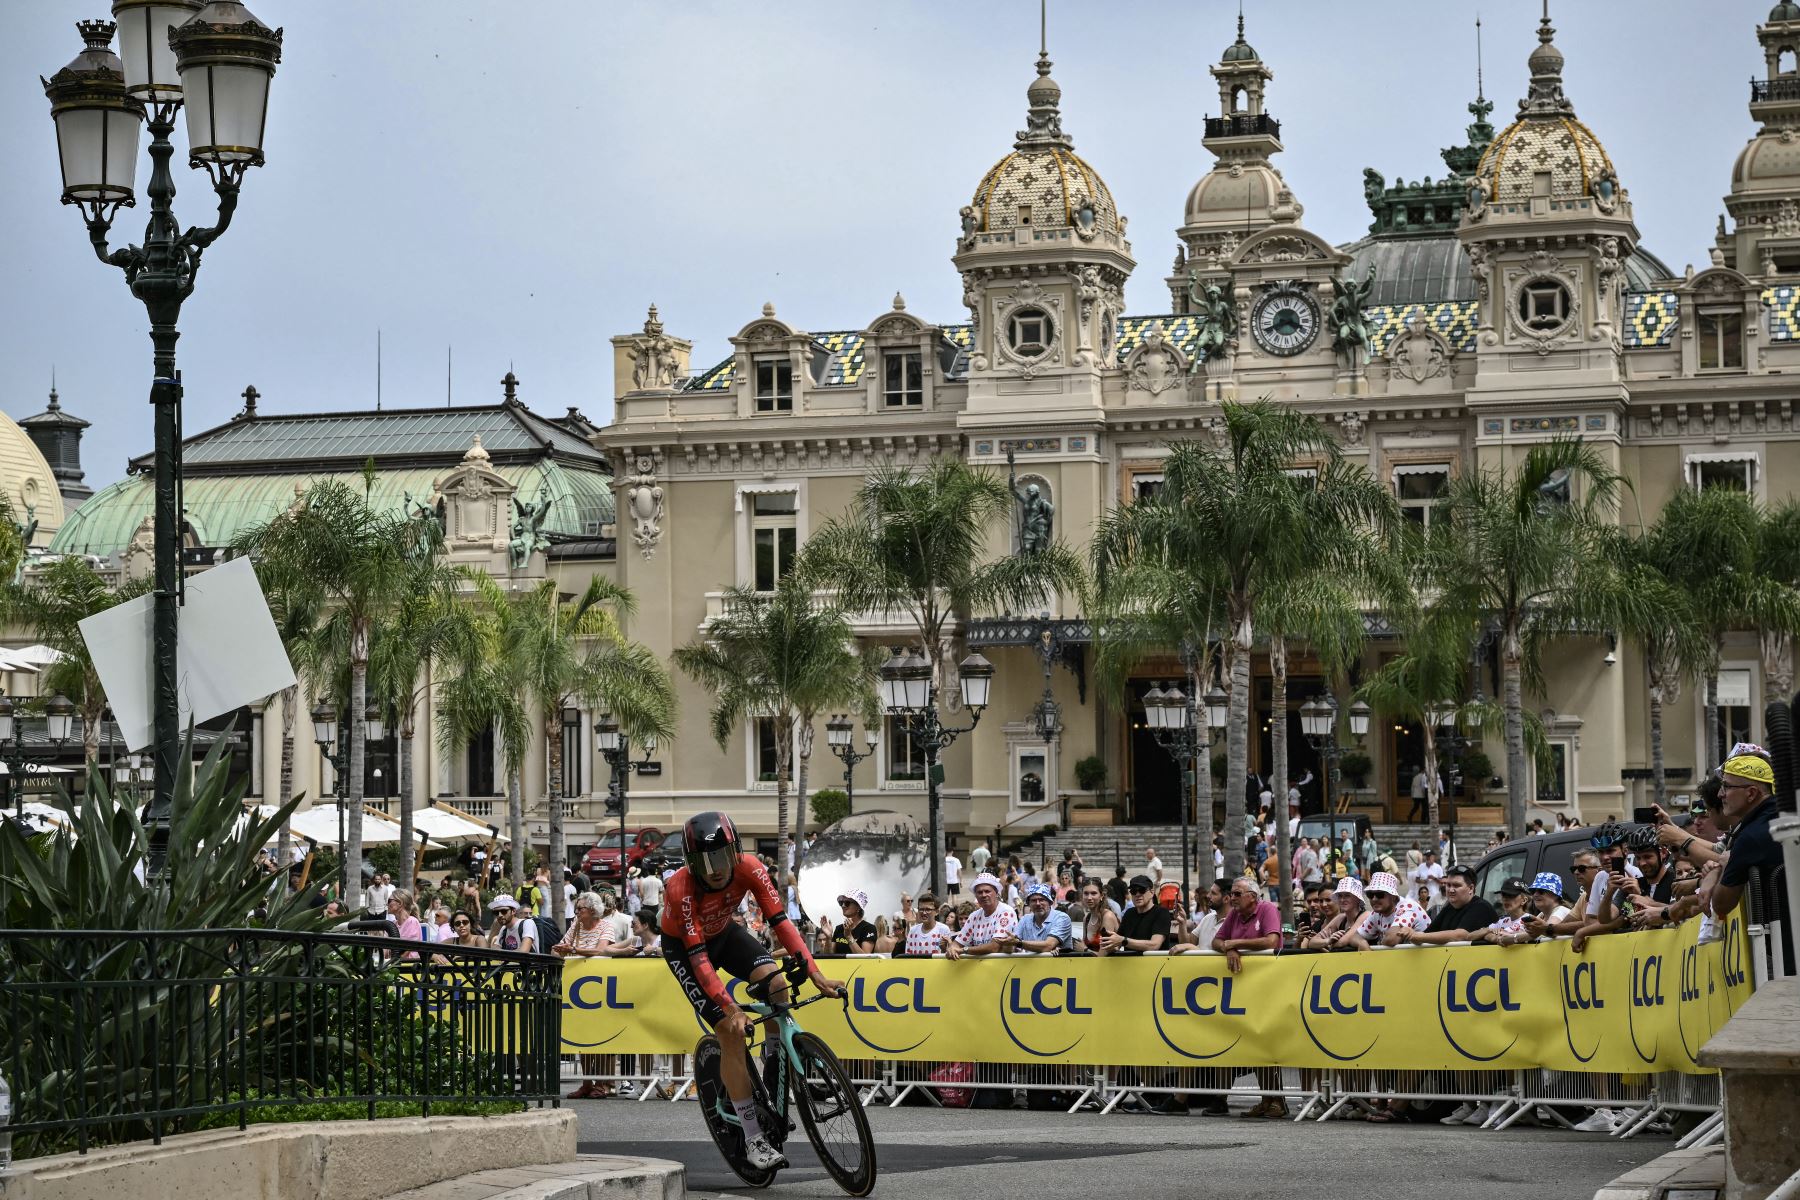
[1385,317,1452,384]
[1075,265,1102,326]
[1243,234,1323,264]
[624,455,665,560]
[1126,326,1185,396]
[1008,452,1053,555]
[1465,244,1492,304]
[1338,410,1366,446]
[628,305,681,391]
[432,436,521,573]
[1776,199,1800,238]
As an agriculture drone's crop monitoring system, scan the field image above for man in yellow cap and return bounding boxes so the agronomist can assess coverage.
[1708,753,1791,971]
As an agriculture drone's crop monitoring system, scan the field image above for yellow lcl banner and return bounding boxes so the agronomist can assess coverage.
[561,914,1752,1073]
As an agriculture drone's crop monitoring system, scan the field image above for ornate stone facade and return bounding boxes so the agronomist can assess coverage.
[591,9,1800,838]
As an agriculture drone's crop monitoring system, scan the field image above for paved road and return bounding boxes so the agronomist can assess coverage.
[571,1097,1669,1200]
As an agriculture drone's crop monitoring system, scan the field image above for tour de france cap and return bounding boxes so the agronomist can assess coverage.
[1498,877,1529,898]
[1364,871,1401,897]
[970,872,1002,893]
[1333,876,1366,901]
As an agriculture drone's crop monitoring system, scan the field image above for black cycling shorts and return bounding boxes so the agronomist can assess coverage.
[663,923,776,1028]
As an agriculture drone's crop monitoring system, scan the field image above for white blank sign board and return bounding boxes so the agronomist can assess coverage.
[80,555,297,752]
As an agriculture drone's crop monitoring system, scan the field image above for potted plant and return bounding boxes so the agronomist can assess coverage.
[1074,755,1107,794]
[1339,751,1373,790]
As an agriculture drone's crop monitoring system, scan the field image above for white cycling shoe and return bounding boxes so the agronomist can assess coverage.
[743,1135,789,1171]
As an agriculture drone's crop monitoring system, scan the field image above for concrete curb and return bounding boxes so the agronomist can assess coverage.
[380,1154,685,1200]
[0,1110,579,1200]
[1591,1145,1725,1200]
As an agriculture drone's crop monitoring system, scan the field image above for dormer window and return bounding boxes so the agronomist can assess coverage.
[1018,205,1033,225]
[1698,309,1744,370]
[754,358,793,413]
[883,351,923,408]
[1519,280,1572,333]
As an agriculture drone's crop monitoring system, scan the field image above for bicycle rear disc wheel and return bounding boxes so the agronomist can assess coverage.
[789,1032,877,1197]
[693,1035,778,1189]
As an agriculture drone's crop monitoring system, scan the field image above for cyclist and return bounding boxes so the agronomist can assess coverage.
[662,811,842,1171]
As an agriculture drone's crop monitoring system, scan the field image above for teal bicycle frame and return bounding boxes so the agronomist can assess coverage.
[709,988,828,1135]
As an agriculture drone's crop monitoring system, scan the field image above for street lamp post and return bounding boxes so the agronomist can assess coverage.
[1141,670,1229,895]
[0,694,75,815]
[879,647,993,896]
[42,5,282,877]
[823,715,879,817]
[1300,695,1372,845]
[595,715,656,889]
[313,700,379,900]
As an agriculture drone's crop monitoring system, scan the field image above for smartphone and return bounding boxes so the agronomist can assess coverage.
[1632,806,1657,824]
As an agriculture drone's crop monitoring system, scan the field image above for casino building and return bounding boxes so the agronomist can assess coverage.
[11,7,1800,861]
[590,5,1800,848]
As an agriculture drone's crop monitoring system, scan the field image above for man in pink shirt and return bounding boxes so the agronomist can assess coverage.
[1211,877,1285,1118]
[1212,878,1282,973]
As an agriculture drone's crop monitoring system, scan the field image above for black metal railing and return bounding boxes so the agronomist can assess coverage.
[1204,112,1281,140]
[0,928,563,1159]
[1751,76,1800,103]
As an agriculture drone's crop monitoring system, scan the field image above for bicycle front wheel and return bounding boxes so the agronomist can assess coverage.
[788,1032,877,1197]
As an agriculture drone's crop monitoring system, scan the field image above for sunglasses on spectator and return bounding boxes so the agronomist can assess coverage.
[1127,885,1148,894]
[1572,863,1597,872]
[452,919,470,927]
[1365,890,1392,899]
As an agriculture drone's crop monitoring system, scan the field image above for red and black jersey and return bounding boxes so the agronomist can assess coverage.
[660,853,811,1008]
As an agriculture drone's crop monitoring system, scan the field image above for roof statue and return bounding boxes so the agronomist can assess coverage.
[1185,271,1238,365]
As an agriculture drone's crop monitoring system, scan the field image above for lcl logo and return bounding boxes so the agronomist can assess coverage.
[1159,976,1247,1017]
[1306,973,1385,1015]
[566,976,636,1012]
[849,976,941,1014]
[1443,967,1521,1014]
[1561,961,1606,1010]
[1006,977,1093,1016]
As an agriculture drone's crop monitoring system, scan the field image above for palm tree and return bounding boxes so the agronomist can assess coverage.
[436,593,532,890]
[1604,523,1712,808]
[369,577,479,885]
[0,555,152,762]
[674,579,877,867]
[1641,487,1800,771]
[1092,402,1397,881]
[263,581,324,867]
[234,480,453,893]
[1089,557,1224,887]
[517,575,675,925]
[800,458,1083,878]
[1422,439,1647,834]
[1757,499,1800,705]
[1355,585,1485,834]
[1257,561,1373,918]
[439,574,675,916]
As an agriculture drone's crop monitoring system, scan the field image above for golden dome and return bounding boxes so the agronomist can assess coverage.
[1474,114,1618,205]
[0,408,65,545]
[964,48,1122,243]
[971,146,1119,238]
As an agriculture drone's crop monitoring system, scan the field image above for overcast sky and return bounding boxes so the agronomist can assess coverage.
[0,1,1776,489]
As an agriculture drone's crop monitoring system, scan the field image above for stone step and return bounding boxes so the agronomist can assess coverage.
[381,1155,685,1200]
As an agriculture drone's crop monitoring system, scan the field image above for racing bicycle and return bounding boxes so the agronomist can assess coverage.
[692,957,877,1196]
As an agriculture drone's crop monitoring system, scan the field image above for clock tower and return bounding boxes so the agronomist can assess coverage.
[1170,17,1352,401]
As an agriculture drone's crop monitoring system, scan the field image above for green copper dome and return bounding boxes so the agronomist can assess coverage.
[1771,2,1800,22]
[1221,13,1258,62]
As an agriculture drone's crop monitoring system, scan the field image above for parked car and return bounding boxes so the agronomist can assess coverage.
[1294,814,1373,848]
[1468,822,1653,907]
[581,827,666,882]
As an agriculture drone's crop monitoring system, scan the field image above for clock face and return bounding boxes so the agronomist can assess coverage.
[1251,286,1320,356]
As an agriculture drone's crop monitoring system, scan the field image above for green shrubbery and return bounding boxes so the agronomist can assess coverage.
[0,738,532,1159]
